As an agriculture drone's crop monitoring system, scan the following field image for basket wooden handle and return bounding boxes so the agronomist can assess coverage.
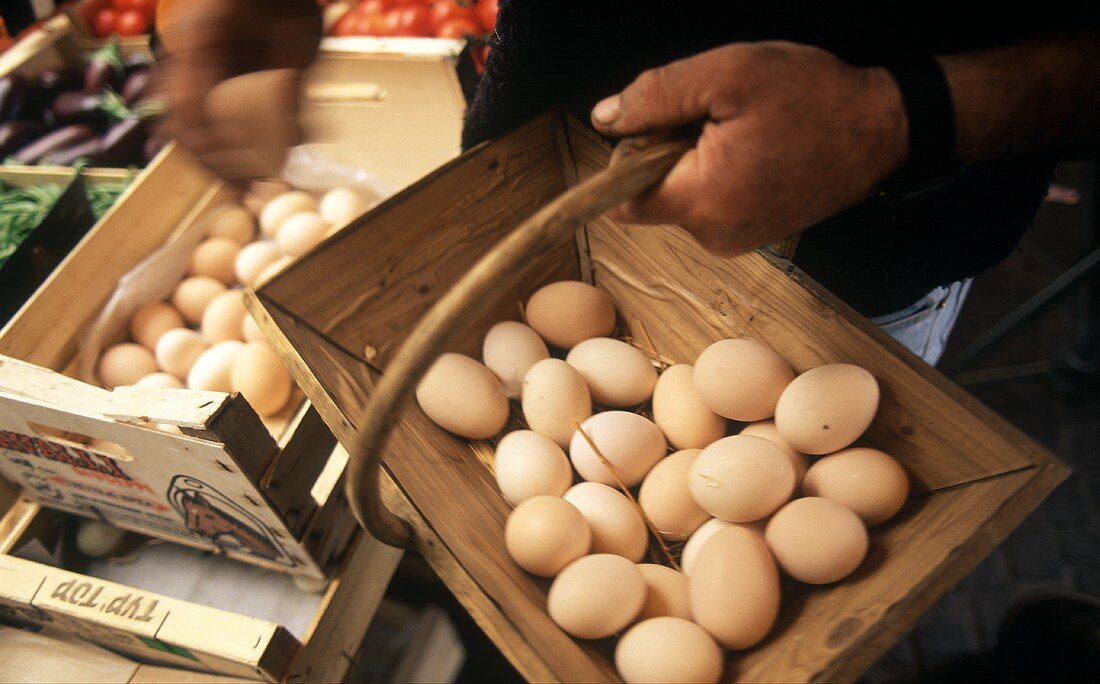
[347,139,692,547]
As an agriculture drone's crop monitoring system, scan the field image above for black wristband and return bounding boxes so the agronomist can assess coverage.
[883,58,959,180]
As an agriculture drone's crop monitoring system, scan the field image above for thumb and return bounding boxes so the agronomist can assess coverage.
[592,55,714,137]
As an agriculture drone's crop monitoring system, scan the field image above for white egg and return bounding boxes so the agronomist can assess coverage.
[276,211,329,257]
[259,191,316,237]
[187,341,244,392]
[319,187,369,227]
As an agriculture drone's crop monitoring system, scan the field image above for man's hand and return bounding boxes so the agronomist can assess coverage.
[155,0,322,181]
[591,42,908,256]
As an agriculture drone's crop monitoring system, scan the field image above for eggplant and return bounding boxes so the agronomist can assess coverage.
[38,68,83,94]
[92,117,146,165]
[40,137,104,166]
[0,121,45,156]
[51,91,105,127]
[0,74,30,122]
[11,125,96,164]
[123,54,152,76]
[121,69,151,105]
[84,41,126,94]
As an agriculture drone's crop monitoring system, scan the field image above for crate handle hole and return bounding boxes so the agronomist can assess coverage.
[27,423,134,462]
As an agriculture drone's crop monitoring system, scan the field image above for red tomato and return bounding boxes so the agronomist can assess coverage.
[358,0,394,13]
[111,0,136,11]
[331,11,358,36]
[436,17,481,39]
[385,6,432,37]
[430,1,477,33]
[93,8,118,37]
[115,9,149,36]
[357,11,389,35]
[132,0,158,22]
[393,0,432,7]
[475,0,498,32]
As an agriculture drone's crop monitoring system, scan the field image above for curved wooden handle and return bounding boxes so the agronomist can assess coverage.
[346,140,691,547]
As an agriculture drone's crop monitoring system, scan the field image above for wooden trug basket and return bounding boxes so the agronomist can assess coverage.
[249,112,1068,682]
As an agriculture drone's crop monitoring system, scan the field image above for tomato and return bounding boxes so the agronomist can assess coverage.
[436,17,481,39]
[93,8,118,37]
[357,0,394,13]
[393,0,432,7]
[115,9,149,36]
[430,1,477,33]
[132,0,158,22]
[111,0,136,11]
[475,0,498,32]
[331,11,357,36]
[385,6,432,37]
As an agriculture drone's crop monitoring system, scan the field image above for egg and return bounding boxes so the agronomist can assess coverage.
[615,617,723,684]
[201,290,247,343]
[482,321,549,398]
[235,241,283,287]
[692,338,795,421]
[189,237,241,286]
[75,520,126,558]
[207,204,255,244]
[129,301,184,350]
[242,311,266,343]
[525,280,616,349]
[504,495,591,577]
[688,435,796,522]
[172,276,227,325]
[802,447,909,526]
[766,497,868,584]
[547,554,646,639]
[244,180,293,216]
[521,358,592,446]
[636,564,691,621]
[689,525,781,649]
[97,343,158,388]
[231,342,293,417]
[259,190,316,237]
[740,420,809,484]
[638,449,709,541]
[565,337,657,407]
[187,341,244,392]
[276,211,329,257]
[651,364,726,450]
[493,430,573,506]
[135,372,185,389]
[155,328,208,379]
[319,187,369,227]
[256,255,293,285]
[774,364,880,455]
[569,411,667,487]
[563,482,648,562]
[416,353,509,440]
[680,518,767,576]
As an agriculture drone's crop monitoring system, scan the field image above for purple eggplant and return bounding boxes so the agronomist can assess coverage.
[92,117,146,165]
[11,125,96,164]
[0,74,30,122]
[51,91,106,127]
[38,68,83,94]
[121,69,151,105]
[124,54,152,75]
[40,137,104,166]
[0,121,45,156]
[84,41,126,94]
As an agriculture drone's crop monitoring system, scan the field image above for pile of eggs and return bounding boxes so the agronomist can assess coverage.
[416,280,911,682]
[94,183,370,417]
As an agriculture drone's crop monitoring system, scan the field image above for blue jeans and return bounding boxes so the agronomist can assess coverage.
[870,280,973,366]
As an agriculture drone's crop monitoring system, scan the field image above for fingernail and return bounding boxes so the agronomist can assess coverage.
[592,96,621,125]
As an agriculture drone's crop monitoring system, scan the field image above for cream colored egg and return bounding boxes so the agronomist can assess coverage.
[130,301,184,350]
[242,312,266,343]
[774,364,880,455]
[319,187,368,227]
[276,211,329,257]
[689,525,781,649]
[563,482,648,562]
[231,342,293,417]
[75,520,126,558]
[636,564,691,621]
[482,321,550,398]
[187,341,244,392]
[616,617,723,684]
[189,237,241,285]
[207,204,255,244]
[504,496,591,577]
[802,448,909,526]
[692,338,795,421]
[135,372,185,389]
[416,353,509,440]
[97,343,158,388]
[547,554,646,639]
[765,497,868,584]
[256,255,293,285]
[525,280,616,349]
[154,328,208,380]
[638,449,709,541]
[172,276,227,325]
[259,190,315,237]
[680,518,766,576]
[740,420,809,484]
[521,358,592,446]
[201,290,247,343]
[244,180,292,216]
[494,430,573,506]
[566,337,657,407]
[234,241,283,287]
[688,435,796,522]
[652,364,726,450]
[569,411,667,487]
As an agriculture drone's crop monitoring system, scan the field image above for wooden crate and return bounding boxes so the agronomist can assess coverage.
[0,145,355,580]
[0,471,404,682]
[249,112,1069,682]
[0,14,150,82]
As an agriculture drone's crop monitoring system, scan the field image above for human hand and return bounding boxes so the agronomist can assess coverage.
[155,0,322,181]
[591,42,910,256]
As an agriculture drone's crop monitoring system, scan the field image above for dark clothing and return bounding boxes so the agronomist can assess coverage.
[462,2,1071,316]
